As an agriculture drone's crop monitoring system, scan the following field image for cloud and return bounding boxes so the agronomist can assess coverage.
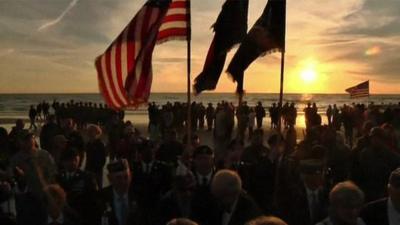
[38,0,79,31]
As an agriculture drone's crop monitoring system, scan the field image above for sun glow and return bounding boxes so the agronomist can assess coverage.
[300,59,318,84]
[301,69,317,83]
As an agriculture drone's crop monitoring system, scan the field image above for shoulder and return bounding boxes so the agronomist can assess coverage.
[362,198,388,213]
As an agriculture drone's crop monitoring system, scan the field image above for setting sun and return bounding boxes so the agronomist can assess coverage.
[300,69,317,83]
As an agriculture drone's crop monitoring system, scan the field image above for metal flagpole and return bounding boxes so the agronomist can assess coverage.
[277,0,287,132]
[186,0,192,146]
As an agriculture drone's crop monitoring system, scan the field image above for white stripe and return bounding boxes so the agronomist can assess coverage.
[159,21,187,31]
[121,28,128,86]
[166,8,187,16]
[111,43,128,105]
[100,55,120,108]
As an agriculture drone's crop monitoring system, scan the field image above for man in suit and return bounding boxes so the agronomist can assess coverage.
[240,129,275,212]
[361,167,400,225]
[57,148,99,225]
[100,159,144,225]
[191,145,216,225]
[278,158,328,225]
[211,169,262,225]
[131,140,172,225]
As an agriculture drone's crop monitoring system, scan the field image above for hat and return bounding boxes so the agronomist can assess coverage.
[193,145,214,158]
[299,159,324,175]
[389,168,400,188]
[107,159,129,173]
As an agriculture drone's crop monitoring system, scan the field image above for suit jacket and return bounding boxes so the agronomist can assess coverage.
[99,186,144,225]
[215,192,263,225]
[191,170,218,225]
[280,183,328,225]
[360,198,389,225]
[57,169,99,225]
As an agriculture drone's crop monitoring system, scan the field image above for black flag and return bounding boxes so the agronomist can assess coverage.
[227,0,286,94]
[193,0,249,94]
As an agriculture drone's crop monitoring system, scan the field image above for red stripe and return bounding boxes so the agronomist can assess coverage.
[105,50,125,107]
[169,1,187,9]
[134,11,163,99]
[114,36,129,102]
[95,58,115,109]
[157,28,187,40]
[163,14,187,22]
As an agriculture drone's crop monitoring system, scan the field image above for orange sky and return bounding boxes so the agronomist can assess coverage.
[0,0,399,94]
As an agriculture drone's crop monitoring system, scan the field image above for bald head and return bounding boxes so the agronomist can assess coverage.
[246,216,288,225]
[329,181,364,208]
[211,170,242,207]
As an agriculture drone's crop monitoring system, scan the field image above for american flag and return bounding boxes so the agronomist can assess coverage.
[345,80,369,98]
[95,0,190,109]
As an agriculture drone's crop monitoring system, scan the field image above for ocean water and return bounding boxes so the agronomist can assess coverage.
[0,93,399,126]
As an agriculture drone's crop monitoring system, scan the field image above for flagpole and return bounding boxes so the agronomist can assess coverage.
[277,0,287,132]
[186,0,192,146]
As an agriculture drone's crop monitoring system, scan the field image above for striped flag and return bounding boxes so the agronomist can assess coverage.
[157,0,190,43]
[95,0,190,109]
[345,81,369,98]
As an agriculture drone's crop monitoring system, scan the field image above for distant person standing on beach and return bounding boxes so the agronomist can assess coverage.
[206,103,215,131]
[326,105,333,126]
[28,105,37,130]
[255,102,266,129]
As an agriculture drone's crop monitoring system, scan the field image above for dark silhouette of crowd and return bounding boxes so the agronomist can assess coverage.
[0,99,400,225]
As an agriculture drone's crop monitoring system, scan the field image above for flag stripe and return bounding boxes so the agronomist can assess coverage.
[95,58,114,108]
[157,0,189,43]
[159,21,187,30]
[162,14,188,23]
[105,52,125,107]
[96,0,189,109]
[101,55,121,108]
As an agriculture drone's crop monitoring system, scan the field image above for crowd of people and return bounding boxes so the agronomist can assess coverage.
[0,99,399,225]
[28,100,124,130]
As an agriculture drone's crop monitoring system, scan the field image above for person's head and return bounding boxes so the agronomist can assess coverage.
[60,148,80,172]
[45,184,67,218]
[268,133,285,152]
[299,159,324,191]
[63,118,75,130]
[193,145,214,175]
[167,218,198,225]
[329,181,364,225]
[388,168,400,208]
[245,216,288,225]
[361,120,373,136]
[15,119,25,130]
[251,129,264,146]
[138,140,157,163]
[107,159,131,195]
[52,135,68,150]
[21,131,37,153]
[369,127,386,148]
[211,170,242,208]
[87,124,102,140]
